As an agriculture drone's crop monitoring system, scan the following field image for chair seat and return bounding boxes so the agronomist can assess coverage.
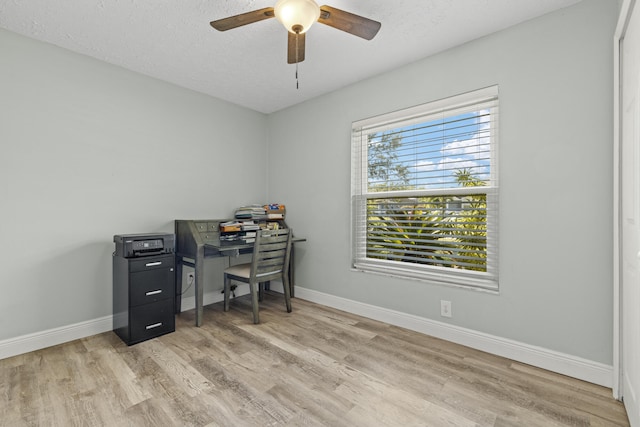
[224,263,251,279]
[224,263,283,280]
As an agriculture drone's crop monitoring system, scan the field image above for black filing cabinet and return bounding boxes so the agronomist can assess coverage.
[113,253,175,345]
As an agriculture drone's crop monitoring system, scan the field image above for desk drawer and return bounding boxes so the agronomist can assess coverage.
[195,222,221,232]
[129,299,175,344]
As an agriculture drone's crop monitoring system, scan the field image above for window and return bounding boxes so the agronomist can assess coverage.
[351,86,499,291]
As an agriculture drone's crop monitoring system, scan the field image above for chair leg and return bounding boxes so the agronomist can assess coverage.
[249,280,260,324]
[224,274,231,312]
[258,282,264,302]
[283,274,292,313]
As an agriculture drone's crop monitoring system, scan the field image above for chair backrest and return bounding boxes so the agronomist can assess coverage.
[250,228,292,282]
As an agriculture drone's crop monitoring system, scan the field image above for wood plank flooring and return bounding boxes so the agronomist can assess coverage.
[0,293,629,426]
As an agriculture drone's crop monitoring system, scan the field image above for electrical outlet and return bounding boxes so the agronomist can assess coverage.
[187,272,195,283]
[440,300,452,318]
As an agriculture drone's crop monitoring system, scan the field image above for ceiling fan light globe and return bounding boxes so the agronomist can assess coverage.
[274,0,320,34]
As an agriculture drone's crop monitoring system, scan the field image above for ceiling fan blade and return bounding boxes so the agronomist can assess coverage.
[210,7,275,31]
[287,31,306,64]
[318,5,381,40]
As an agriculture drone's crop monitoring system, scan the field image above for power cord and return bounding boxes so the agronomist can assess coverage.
[180,273,195,295]
[182,271,238,298]
[221,284,237,298]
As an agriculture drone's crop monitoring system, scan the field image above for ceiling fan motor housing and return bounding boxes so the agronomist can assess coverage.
[274,0,321,33]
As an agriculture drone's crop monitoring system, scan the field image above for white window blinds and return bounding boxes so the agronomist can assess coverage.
[351,86,499,290]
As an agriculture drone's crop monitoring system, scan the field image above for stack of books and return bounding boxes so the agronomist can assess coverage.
[234,205,267,220]
[240,220,260,243]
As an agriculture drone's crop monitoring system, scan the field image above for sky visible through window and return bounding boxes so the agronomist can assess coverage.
[368,109,491,190]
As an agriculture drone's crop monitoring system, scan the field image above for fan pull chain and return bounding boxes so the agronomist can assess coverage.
[295,32,300,90]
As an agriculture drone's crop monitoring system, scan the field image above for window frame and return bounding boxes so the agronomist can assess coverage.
[351,86,499,291]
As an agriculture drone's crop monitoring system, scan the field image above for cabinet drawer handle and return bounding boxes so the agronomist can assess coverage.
[145,262,162,267]
[146,322,163,330]
[146,290,162,296]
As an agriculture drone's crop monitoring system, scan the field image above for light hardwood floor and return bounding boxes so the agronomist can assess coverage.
[0,293,629,426]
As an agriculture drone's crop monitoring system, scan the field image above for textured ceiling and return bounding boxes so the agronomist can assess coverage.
[0,0,583,113]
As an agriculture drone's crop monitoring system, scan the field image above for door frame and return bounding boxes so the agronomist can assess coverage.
[614,0,636,401]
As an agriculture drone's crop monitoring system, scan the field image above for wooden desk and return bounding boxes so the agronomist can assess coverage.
[174,219,305,326]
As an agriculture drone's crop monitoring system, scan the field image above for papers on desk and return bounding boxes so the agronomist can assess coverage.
[241,222,260,231]
[220,234,239,241]
[225,204,287,242]
[220,222,241,232]
[220,220,260,243]
[239,221,258,242]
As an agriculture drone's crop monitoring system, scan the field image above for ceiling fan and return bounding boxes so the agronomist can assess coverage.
[210,0,381,64]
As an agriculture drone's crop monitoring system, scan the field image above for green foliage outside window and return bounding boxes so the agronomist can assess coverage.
[366,168,487,272]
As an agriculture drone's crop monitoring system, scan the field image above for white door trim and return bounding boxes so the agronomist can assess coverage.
[614,0,637,402]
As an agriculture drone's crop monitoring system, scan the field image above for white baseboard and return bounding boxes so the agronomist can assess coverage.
[291,286,614,389]
[0,284,254,361]
[0,315,113,360]
[0,284,614,389]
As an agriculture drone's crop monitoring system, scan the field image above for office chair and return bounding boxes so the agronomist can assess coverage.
[223,228,292,324]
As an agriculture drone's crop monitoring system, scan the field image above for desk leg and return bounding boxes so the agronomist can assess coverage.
[195,245,205,327]
[289,245,296,298]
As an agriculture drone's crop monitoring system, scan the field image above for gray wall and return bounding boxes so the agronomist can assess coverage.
[0,28,268,341]
[267,0,618,365]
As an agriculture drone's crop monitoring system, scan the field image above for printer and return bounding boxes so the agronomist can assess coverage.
[113,233,175,258]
